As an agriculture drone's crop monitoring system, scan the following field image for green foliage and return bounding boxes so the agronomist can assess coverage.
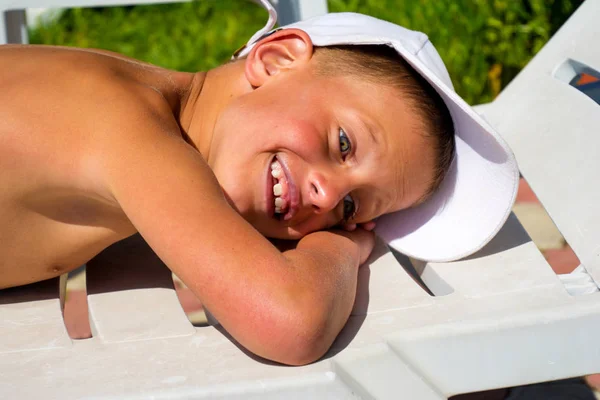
[29,1,266,72]
[29,0,582,104]
[328,0,582,103]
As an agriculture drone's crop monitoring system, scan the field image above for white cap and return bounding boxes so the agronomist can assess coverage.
[236,2,519,262]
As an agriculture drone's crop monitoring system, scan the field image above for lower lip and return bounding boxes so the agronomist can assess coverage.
[277,160,298,221]
[266,155,276,219]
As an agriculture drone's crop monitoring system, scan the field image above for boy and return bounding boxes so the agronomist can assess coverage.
[0,4,518,365]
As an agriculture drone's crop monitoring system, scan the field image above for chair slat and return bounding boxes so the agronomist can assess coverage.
[86,234,195,343]
[425,213,564,298]
[388,295,600,396]
[334,344,445,400]
[353,238,434,316]
[0,277,71,353]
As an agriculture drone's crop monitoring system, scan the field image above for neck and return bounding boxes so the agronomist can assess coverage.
[177,60,250,162]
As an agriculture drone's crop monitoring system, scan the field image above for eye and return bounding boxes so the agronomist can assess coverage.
[339,128,352,157]
[342,194,356,222]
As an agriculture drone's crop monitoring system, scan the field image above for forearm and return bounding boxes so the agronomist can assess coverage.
[200,230,361,366]
[283,231,361,352]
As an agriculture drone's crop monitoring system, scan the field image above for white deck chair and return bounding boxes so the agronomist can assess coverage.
[1,0,600,398]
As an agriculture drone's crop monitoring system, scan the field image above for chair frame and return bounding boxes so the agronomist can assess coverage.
[1,0,599,398]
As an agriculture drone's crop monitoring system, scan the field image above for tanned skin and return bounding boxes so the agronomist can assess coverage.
[0,29,435,365]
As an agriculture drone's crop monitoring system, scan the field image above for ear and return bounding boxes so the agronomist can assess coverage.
[245,28,313,87]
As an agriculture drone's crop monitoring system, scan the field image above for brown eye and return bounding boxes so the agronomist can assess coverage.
[339,128,351,156]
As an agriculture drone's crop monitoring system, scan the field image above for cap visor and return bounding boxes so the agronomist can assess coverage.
[375,46,519,262]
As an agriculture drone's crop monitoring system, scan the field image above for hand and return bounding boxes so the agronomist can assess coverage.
[333,226,376,265]
[341,220,376,232]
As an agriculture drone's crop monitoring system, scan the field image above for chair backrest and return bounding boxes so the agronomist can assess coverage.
[481,0,600,286]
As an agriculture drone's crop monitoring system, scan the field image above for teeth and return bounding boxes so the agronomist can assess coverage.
[271,158,290,216]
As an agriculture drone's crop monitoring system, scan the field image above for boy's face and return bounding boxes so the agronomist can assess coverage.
[208,33,436,239]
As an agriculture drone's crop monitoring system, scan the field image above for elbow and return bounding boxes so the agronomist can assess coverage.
[270,322,331,366]
[255,304,335,366]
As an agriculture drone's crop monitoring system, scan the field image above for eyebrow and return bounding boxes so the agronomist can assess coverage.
[363,119,380,146]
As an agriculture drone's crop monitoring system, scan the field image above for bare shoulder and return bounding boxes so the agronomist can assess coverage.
[0,44,175,123]
[0,44,182,195]
[0,44,197,257]
[0,45,175,117]
[0,45,193,286]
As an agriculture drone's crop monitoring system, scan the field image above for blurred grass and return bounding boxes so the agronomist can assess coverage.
[29,0,582,104]
[29,1,266,72]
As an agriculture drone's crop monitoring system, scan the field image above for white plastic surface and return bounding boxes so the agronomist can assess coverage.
[480,0,600,288]
[2,0,600,399]
[271,0,328,25]
[0,277,71,354]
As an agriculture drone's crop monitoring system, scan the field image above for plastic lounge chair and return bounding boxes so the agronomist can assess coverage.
[1,0,600,398]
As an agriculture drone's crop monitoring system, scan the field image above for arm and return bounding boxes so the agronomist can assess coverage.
[101,118,373,365]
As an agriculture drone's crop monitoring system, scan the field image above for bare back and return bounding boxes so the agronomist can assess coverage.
[0,45,191,287]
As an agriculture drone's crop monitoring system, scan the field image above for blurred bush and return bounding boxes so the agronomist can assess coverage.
[329,0,583,103]
[29,0,582,104]
[29,1,266,72]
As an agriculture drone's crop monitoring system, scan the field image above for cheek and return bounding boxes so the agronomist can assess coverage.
[219,84,328,156]
[282,119,324,155]
[227,112,325,159]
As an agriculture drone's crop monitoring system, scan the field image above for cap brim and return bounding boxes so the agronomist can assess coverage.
[373,41,519,262]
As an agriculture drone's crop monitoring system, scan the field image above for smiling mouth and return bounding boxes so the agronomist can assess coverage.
[268,155,299,221]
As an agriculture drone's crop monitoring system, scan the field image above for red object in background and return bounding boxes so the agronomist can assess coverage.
[516,178,540,203]
[63,290,91,339]
[575,72,600,85]
[586,374,600,391]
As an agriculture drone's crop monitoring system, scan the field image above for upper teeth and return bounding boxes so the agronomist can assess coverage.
[271,166,282,179]
[271,159,288,214]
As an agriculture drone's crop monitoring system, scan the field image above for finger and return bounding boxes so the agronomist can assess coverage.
[360,221,376,231]
[343,223,357,231]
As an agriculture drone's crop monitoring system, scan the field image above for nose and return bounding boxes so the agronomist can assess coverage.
[307,170,345,214]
